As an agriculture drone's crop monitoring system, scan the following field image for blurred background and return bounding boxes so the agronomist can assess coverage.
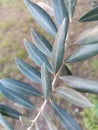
[0,0,98,129]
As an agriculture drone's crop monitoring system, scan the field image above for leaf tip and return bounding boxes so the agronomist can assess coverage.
[24,39,30,49]
[30,27,34,33]
[24,0,30,5]
[24,0,29,6]
[15,57,18,63]
[15,58,21,67]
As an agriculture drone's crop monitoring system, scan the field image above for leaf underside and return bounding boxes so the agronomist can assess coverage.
[60,75,98,94]
[65,44,98,63]
[55,86,93,108]
[73,26,98,45]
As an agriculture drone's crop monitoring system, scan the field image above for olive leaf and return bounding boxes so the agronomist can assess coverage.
[51,0,68,26]
[15,58,41,84]
[0,104,21,119]
[52,18,69,74]
[65,44,98,63]
[51,101,81,130]
[60,75,98,94]
[0,78,42,97]
[24,40,53,73]
[55,86,94,108]
[24,0,57,36]
[0,83,36,110]
[42,113,57,130]
[30,28,52,57]
[0,113,14,130]
[73,26,98,45]
[41,64,52,99]
[64,0,77,21]
[79,6,98,22]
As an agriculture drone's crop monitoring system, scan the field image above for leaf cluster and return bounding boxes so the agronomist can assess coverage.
[0,0,98,129]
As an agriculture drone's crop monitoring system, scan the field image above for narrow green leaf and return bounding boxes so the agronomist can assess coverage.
[79,6,98,22]
[61,64,72,76]
[60,76,98,94]
[0,104,21,119]
[0,83,36,110]
[15,58,41,84]
[65,44,98,63]
[37,2,54,17]
[51,0,68,26]
[0,113,14,130]
[52,18,69,74]
[1,78,42,97]
[51,101,81,130]
[24,40,52,73]
[24,0,57,36]
[42,113,57,130]
[73,26,98,45]
[30,28,52,57]
[41,64,52,99]
[64,0,77,21]
[55,87,93,108]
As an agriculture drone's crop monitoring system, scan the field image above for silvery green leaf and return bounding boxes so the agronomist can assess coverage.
[24,40,52,73]
[0,104,21,119]
[37,2,54,17]
[55,87,93,108]
[65,44,98,63]
[79,6,98,22]
[61,64,72,76]
[52,18,69,74]
[15,58,41,84]
[0,113,14,130]
[24,0,57,36]
[0,83,35,110]
[42,113,57,130]
[30,28,52,57]
[60,76,98,94]
[51,101,81,130]
[51,0,68,26]
[41,64,52,99]
[64,0,77,21]
[1,78,42,97]
[73,26,98,45]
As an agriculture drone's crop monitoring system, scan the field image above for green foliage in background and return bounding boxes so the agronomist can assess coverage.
[0,0,98,130]
[83,95,98,130]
